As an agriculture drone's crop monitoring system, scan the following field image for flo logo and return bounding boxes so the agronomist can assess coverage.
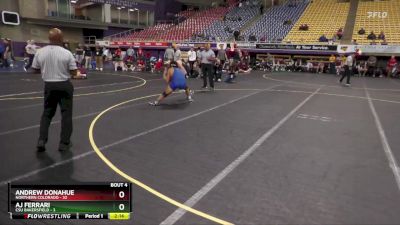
[341,46,348,51]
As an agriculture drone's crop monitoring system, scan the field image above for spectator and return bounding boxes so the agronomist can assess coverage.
[217,44,227,78]
[259,5,264,15]
[357,61,368,76]
[351,39,358,45]
[75,44,84,64]
[381,39,388,45]
[378,31,385,40]
[238,60,252,73]
[329,54,336,74]
[94,44,103,71]
[299,24,309,31]
[63,41,70,51]
[187,47,197,78]
[173,44,181,62]
[0,38,5,67]
[249,34,257,42]
[319,34,328,42]
[113,48,124,71]
[387,55,397,77]
[336,28,343,40]
[367,55,377,77]
[367,31,377,40]
[3,38,13,68]
[331,34,338,43]
[83,45,92,69]
[24,40,39,72]
[358,28,366,35]
[283,20,292,25]
[317,61,325,74]
[164,44,174,62]
[233,30,240,41]
[126,46,135,60]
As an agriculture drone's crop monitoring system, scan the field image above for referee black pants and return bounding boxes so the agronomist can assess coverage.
[39,81,74,145]
[340,65,351,84]
[201,64,214,88]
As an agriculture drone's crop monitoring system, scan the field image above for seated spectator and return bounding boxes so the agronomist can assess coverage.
[357,61,368,76]
[367,31,377,40]
[319,34,328,42]
[238,61,252,73]
[331,34,338,43]
[283,20,292,25]
[381,39,388,45]
[336,28,343,40]
[351,39,358,45]
[249,34,257,42]
[316,62,325,74]
[299,24,309,31]
[358,28,366,35]
[306,61,315,72]
[378,31,385,40]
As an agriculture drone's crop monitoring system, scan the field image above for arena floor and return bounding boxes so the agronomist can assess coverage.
[1,70,400,225]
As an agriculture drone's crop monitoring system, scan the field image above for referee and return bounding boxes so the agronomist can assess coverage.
[32,28,77,152]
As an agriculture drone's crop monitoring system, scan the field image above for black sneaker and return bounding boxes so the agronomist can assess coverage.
[59,142,72,152]
[37,140,46,152]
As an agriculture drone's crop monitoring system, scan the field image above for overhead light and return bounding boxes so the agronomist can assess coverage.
[120,6,125,9]
[129,9,134,12]
[71,0,77,3]
[134,8,138,11]
[117,7,121,10]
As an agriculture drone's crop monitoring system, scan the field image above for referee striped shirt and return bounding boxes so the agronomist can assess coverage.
[32,45,77,82]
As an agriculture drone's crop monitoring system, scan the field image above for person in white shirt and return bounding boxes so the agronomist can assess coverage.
[187,47,197,77]
[339,53,355,86]
[32,28,77,152]
[24,40,39,71]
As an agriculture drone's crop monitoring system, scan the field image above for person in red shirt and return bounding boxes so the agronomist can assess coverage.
[387,55,397,77]
[154,58,163,73]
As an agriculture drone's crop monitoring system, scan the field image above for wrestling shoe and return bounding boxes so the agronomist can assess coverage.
[148,101,160,106]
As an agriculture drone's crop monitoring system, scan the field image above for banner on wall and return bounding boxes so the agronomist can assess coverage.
[110,41,168,47]
[256,44,337,51]
[337,45,400,54]
[236,43,256,48]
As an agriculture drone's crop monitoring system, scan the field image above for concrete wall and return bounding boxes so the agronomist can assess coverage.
[82,5,103,21]
[1,21,83,43]
[18,0,47,19]
[0,0,19,11]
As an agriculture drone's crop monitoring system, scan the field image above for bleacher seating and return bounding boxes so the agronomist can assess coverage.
[243,1,308,42]
[284,0,349,44]
[119,24,174,41]
[109,0,236,42]
[352,0,400,45]
[159,6,232,41]
[203,2,259,41]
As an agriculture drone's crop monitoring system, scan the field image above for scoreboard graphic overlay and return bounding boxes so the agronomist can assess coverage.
[8,182,132,220]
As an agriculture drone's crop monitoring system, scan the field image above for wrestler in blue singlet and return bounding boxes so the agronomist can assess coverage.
[169,67,187,90]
